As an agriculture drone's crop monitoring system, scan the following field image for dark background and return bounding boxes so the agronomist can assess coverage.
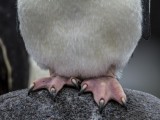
[0,0,160,98]
[122,0,160,98]
[0,0,29,94]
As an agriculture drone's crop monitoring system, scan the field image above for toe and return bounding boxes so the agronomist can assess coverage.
[32,77,52,91]
[109,79,127,105]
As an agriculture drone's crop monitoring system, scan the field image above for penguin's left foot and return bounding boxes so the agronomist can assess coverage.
[79,70,127,112]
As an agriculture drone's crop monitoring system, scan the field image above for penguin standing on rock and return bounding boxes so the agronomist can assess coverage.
[18,0,150,111]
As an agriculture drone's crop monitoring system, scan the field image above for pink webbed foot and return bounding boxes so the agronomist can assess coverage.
[28,74,80,96]
[79,76,127,111]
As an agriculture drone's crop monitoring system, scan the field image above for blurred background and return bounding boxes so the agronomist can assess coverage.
[0,0,160,98]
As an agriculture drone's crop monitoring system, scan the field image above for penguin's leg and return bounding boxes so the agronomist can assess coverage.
[79,65,127,112]
[28,71,80,96]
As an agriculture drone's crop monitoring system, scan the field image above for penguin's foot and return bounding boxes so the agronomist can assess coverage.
[28,74,80,96]
[79,75,126,112]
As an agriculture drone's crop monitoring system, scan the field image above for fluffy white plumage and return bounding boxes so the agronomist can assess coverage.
[18,0,142,79]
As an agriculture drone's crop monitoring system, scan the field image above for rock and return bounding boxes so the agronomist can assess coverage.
[0,88,160,120]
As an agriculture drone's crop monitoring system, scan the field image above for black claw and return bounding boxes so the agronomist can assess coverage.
[122,102,127,107]
[78,90,83,96]
[71,78,80,89]
[122,104,127,110]
[50,87,56,94]
[28,85,34,95]
[99,99,105,113]
[121,97,127,110]
[74,84,80,89]
[121,97,127,105]
[78,84,87,96]
[49,87,57,97]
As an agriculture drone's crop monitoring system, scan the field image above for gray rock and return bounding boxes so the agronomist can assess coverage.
[0,88,160,120]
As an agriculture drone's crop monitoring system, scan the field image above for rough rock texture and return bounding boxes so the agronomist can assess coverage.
[0,88,160,120]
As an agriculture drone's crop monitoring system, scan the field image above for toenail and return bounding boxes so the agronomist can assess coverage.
[121,97,127,105]
[82,84,88,89]
[99,98,105,106]
[71,78,77,84]
[50,87,56,93]
[30,83,35,88]
[99,98,105,113]
[78,84,88,95]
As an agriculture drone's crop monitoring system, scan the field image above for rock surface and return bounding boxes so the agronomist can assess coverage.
[0,88,160,120]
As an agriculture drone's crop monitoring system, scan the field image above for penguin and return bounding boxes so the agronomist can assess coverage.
[18,0,150,111]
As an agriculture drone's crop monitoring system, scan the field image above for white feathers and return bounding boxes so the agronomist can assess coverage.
[18,0,142,78]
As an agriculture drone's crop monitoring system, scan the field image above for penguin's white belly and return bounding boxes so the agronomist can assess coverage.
[18,0,142,78]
